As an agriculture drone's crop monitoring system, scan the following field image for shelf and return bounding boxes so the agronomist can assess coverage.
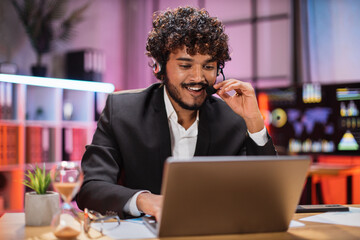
[0,164,23,172]
[0,74,115,93]
[25,120,59,127]
[0,120,22,126]
[0,76,113,212]
[61,120,96,128]
[23,161,81,171]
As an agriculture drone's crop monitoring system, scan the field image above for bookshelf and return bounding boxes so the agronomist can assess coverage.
[0,74,114,212]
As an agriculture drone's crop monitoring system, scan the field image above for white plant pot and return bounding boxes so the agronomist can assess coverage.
[25,191,60,226]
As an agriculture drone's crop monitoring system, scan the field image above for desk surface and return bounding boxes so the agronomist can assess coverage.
[309,163,360,176]
[1,206,360,240]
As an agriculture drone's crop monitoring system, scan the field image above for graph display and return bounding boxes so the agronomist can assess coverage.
[259,83,360,155]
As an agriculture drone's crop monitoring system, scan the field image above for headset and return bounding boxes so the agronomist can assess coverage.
[153,59,224,77]
[152,60,162,74]
[206,66,225,96]
[152,58,225,95]
[217,66,225,81]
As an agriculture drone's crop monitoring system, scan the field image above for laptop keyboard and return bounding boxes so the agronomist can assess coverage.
[143,216,157,234]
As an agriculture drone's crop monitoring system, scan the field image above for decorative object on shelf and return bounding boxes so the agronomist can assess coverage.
[35,106,45,120]
[63,102,74,120]
[0,62,18,75]
[10,0,91,77]
[23,164,60,226]
[31,65,47,77]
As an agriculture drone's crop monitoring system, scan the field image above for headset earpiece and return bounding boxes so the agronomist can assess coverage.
[153,62,162,74]
[152,58,162,74]
[207,65,225,96]
[217,66,225,81]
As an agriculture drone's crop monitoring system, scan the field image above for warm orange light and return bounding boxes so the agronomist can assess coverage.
[258,92,270,134]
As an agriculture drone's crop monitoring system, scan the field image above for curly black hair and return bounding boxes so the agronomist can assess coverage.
[146,6,231,80]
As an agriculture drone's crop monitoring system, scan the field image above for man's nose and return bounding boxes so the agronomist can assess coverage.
[190,66,205,82]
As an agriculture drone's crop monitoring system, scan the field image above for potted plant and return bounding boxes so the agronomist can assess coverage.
[10,0,91,76]
[23,164,60,226]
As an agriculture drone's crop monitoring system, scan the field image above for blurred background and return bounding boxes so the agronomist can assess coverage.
[0,0,359,212]
[1,0,359,90]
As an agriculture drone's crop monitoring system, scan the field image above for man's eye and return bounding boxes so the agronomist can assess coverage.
[180,65,191,69]
[204,65,215,70]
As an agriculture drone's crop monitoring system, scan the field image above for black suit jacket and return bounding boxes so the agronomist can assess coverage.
[77,83,276,217]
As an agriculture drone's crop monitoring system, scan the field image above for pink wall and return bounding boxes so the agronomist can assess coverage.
[0,0,127,90]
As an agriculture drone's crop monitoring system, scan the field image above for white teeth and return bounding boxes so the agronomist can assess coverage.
[187,87,202,91]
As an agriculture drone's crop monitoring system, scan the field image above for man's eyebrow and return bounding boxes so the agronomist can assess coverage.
[206,58,217,63]
[176,57,193,62]
[175,57,217,63]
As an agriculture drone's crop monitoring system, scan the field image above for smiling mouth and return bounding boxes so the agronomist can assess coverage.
[182,83,208,92]
[186,86,204,92]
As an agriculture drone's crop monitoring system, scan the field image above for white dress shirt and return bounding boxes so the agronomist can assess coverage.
[164,88,200,159]
[123,87,268,216]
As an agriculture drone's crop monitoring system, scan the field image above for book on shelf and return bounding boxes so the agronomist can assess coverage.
[0,125,4,165]
[66,49,105,82]
[0,124,18,166]
[6,125,18,165]
[25,126,55,164]
[62,127,88,161]
[5,82,14,120]
[0,82,14,120]
[0,82,4,119]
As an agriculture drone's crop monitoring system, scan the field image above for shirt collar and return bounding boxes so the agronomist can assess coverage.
[163,86,199,122]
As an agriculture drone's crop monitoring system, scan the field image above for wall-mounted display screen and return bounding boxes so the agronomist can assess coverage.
[258,83,360,155]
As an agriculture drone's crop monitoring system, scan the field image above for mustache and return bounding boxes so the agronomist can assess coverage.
[181,82,209,88]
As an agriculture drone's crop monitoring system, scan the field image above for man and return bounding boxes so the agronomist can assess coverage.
[77,6,276,221]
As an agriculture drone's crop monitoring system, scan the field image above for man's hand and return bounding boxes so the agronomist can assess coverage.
[137,192,163,221]
[214,79,264,133]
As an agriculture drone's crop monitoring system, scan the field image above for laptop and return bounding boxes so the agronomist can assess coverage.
[143,155,311,237]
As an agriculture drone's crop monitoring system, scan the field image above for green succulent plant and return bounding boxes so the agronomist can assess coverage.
[23,164,51,194]
[10,0,91,67]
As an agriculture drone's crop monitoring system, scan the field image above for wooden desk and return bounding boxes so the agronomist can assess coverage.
[1,206,360,240]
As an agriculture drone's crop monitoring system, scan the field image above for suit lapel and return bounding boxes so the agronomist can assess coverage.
[152,85,172,166]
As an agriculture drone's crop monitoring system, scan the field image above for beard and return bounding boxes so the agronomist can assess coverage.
[164,76,208,111]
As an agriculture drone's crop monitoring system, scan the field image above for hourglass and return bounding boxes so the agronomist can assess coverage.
[50,161,83,239]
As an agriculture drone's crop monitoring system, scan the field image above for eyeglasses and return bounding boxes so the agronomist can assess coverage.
[83,208,121,236]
